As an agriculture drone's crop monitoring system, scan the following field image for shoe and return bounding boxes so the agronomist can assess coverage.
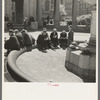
[42,49,47,53]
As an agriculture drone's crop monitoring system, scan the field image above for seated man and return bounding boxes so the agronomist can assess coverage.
[4,29,20,55]
[15,29,25,49]
[59,30,67,48]
[21,29,35,50]
[37,28,50,52]
[50,28,58,48]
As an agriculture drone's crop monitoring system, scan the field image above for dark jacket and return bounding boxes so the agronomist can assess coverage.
[42,32,49,40]
[5,36,20,50]
[16,32,25,48]
[23,33,35,46]
[37,34,43,45]
[60,32,67,39]
[37,32,49,46]
[50,32,58,39]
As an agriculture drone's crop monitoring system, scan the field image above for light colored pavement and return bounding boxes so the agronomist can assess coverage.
[17,48,83,82]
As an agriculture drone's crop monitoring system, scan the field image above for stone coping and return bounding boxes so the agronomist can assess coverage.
[65,49,96,82]
[7,45,37,82]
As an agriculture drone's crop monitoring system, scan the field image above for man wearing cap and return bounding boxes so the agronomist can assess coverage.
[59,30,67,48]
[68,25,74,46]
[15,29,25,49]
[21,29,35,50]
[37,28,50,52]
[4,29,20,55]
[50,28,58,48]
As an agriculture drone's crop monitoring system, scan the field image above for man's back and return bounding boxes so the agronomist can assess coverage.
[23,33,35,46]
[16,32,25,48]
[5,35,20,50]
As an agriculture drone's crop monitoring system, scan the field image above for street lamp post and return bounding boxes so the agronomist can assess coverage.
[36,0,43,28]
[72,0,77,30]
[54,0,60,29]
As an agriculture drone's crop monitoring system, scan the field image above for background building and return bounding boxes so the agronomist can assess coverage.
[5,0,96,24]
[63,0,96,18]
[5,0,37,24]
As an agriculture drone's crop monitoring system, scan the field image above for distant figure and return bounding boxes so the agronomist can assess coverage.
[49,19,53,24]
[5,14,9,21]
[7,20,13,30]
[68,25,74,46]
[15,29,25,49]
[21,29,35,50]
[67,19,72,26]
[23,17,27,29]
[4,29,20,55]
[47,15,50,24]
[43,18,47,28]
[59,30,67,48]
[28,16,35,26]
[37,28,50,52]
[50,28,58,48]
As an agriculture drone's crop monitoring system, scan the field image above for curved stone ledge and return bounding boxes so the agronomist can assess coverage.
[7,45,37,82]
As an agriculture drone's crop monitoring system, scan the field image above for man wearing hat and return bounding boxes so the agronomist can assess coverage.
[50,28,58,48]
[59,30,68,48]
[15,29,25,49]
[21,29,35,50]
[4,29,20,55]
[37,28,50,52]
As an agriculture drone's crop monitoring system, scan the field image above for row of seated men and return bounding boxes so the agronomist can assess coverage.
[37,26,74,51]
[4,26,74,55]
[4,29,35,55]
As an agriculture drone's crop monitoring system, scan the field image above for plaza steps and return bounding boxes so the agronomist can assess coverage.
[13,24,24,31]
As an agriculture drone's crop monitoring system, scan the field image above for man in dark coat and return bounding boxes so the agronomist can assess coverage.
[37,32,43,49]
[59,30,67,48]
[37,28,50,52]
[4,29,20,55]
[68,25,74,46]
[50,28,58,48]
[15,29,25,49]
[21,29,35,50]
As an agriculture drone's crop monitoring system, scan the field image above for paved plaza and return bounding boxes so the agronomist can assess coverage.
[16,48,83,82]
[4,31,90,82]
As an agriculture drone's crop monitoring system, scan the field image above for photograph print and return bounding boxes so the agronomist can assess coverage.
[4,0,97,82]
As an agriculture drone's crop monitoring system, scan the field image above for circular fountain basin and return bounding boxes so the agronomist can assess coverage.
[7,45,83,82]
